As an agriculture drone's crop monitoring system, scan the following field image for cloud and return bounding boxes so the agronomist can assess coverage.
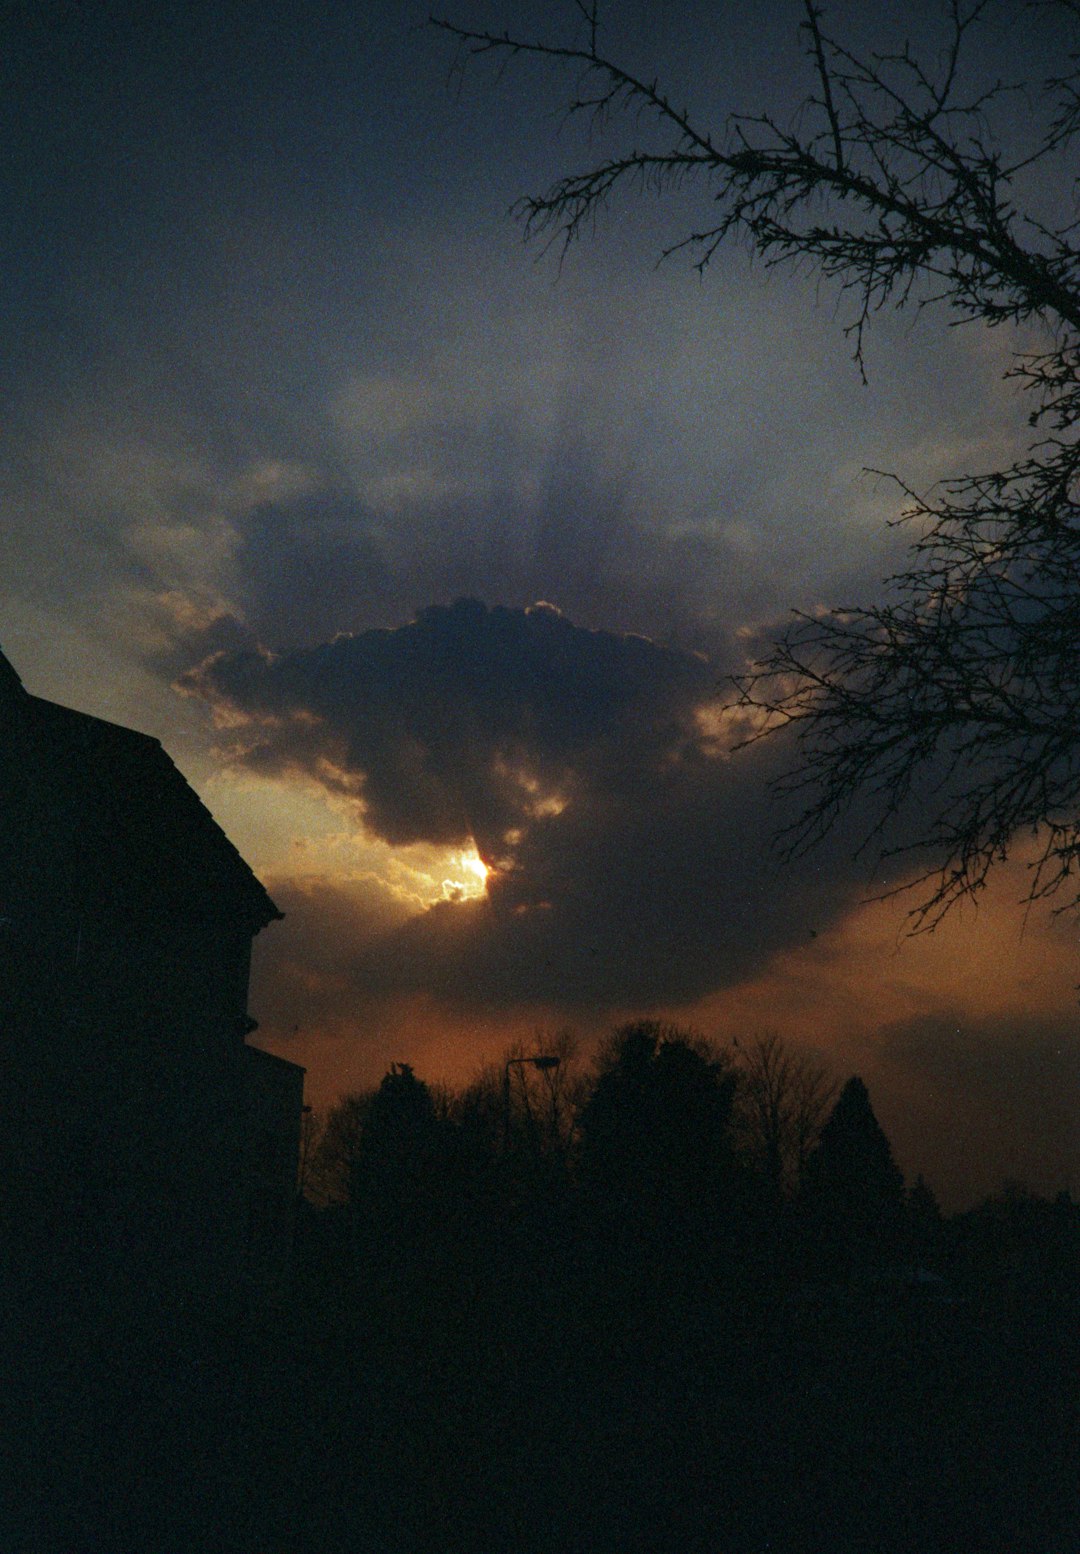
[181,597,715,847]
[181,598,884,1012]
[217,440,753,661]
[4,184,1023,708]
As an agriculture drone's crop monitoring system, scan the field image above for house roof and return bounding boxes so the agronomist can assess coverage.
[1,648,281,932]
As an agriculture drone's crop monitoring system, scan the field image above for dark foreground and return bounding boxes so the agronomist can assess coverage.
[8,1182,1080,1554]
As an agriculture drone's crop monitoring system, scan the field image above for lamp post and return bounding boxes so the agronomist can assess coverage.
[503,1054,560,1153]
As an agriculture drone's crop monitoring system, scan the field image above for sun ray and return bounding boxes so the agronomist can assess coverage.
[440,844,489,901]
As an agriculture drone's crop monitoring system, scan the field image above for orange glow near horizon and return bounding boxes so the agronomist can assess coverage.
[231,771,1080,1214]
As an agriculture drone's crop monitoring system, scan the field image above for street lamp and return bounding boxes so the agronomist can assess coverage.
[503,1054,560,1152]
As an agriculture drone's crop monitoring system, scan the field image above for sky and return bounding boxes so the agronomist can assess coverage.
[4,0,1079,1208]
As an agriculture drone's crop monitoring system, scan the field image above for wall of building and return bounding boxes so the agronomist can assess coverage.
[242,1044,306,1314]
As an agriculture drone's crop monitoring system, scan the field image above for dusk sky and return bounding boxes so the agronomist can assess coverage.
[5,0,1080,1207]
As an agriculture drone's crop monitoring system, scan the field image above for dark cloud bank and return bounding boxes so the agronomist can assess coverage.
[183,598,879,1013]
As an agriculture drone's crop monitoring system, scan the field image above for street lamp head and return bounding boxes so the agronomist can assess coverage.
[529,1055,560,1071]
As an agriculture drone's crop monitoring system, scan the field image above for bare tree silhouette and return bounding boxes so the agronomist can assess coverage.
[432,1,1080,927]
[733,1031,837,1196]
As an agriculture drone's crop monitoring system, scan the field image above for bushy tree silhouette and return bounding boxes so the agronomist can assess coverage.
[350,1064,443,1222]
[304,1091,370,1207]
[578,1022,738,1218]
[803,1075,906,1274]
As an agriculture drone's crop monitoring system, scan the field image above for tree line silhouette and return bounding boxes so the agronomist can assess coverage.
[20,1024,1080,1553]
[250,1025,1078,1554]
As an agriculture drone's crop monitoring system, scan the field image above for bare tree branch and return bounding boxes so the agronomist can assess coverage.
[801,1,845,173]
[432,2,1080,926]
[733,1031,838,1194]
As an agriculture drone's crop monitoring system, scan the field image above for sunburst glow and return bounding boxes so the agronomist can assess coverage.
[441,845,489,902]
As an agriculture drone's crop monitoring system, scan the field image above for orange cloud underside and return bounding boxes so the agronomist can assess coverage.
[249,848,1080,1210]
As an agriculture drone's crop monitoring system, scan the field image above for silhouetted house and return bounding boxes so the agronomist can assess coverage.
[0,647,302,1325]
